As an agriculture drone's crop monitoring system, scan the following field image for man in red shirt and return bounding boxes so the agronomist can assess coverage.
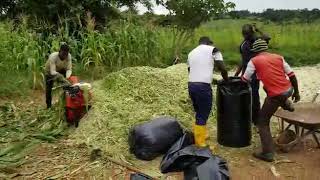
[242,39,300,162]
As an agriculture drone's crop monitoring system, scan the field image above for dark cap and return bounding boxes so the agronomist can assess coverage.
[199,36,213,45]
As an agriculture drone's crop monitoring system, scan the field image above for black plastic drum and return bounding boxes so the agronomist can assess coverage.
[217,77,252,147]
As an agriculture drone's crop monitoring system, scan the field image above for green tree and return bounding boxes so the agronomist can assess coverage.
[156,0,235,62]
[0,0,153,27]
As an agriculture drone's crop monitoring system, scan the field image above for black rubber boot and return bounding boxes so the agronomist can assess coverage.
[256,124,275,162]
[253,152,275,162]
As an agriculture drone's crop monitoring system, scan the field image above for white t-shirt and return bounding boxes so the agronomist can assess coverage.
[187,45,223,84]
[45,52,72,78]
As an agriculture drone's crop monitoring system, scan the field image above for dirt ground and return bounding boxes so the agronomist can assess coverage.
[1,138,318,180]
[1,65,320,180]
[1,132,318,180]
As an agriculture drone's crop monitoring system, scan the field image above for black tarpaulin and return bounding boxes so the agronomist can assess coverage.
[129,117,183,161]
[160,133,230,180]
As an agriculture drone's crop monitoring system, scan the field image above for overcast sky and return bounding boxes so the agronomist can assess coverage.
[228,0,320,12]
[137,0,320,14]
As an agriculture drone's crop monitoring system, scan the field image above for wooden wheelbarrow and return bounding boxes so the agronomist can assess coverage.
[273,90,320,152]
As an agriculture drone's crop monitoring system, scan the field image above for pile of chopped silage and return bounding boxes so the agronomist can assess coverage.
[70,64,217,161]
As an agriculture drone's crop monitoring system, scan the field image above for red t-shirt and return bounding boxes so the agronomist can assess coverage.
[242,52,295,97]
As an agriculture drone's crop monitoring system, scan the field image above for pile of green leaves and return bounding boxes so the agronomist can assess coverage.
[71,64,217,161]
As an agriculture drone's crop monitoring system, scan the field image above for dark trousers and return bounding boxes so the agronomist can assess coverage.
[188,82,212,126]
[251,79,261,125]
[45,70,66,108]
[257,88,293,154]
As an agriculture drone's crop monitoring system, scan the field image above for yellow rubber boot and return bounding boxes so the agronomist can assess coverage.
[205,126,209,140]
[204,126,216,151]
[193,124,208,148]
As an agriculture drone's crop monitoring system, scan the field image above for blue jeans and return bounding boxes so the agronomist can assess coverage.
[188,82,212,125]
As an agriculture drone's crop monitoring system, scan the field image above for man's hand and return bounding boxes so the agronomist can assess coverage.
[234,68,240,77]
[234,62,242,77]
[292,92,301,103]
[223,76,229,82]
[289,75,300,103]
[215,61,229,82]
[54,73,64,81]
[55,73,71,86]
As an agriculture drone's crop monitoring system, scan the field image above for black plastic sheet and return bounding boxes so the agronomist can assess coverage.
[160,133,230,180]
[129,117,183,161]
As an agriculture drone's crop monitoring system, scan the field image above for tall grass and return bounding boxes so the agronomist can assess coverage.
[80,18,163,71]
[195,19,320,66]
[0,18,320,97]
[0,17,173,96]
[0,19,44,95]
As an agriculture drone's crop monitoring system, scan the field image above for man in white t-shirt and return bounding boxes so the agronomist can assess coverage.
[188,36,229,147]
[44,44,72,108]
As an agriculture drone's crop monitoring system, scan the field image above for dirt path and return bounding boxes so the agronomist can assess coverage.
[231,142,320,180]
[1,65,320,179]
[6,139,320,179]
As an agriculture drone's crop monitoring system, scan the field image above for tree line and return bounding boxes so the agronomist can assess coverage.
[228,9,320,23]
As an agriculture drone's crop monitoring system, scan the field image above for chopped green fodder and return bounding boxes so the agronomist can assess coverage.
[0,98,67,168]
[71,64,218,160]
